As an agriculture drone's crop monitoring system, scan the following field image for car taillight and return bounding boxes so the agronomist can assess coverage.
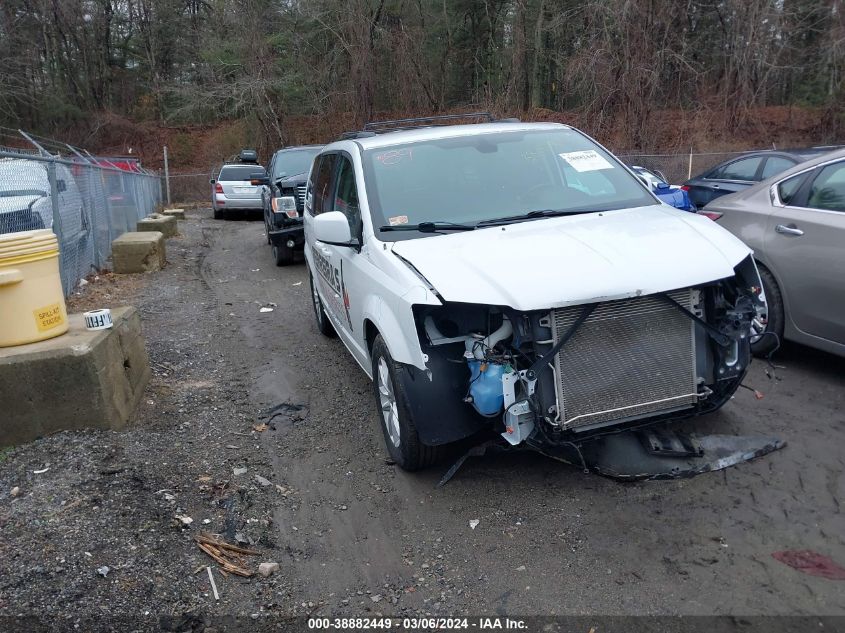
[697,210,723,221]
[215,183,223,193]
[680,185,690,191]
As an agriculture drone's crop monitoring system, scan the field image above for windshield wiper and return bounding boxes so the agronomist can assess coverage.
[477,208,588,227]
[379,221,476,232]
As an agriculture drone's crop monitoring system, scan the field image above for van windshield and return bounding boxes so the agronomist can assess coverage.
[0,161,48,193]
[362,128,657,238]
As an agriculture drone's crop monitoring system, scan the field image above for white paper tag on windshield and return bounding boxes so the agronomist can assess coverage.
[558,150,614,172]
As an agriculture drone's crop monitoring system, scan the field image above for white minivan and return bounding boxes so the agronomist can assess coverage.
[303,118,767,472]
[0,158,83,236]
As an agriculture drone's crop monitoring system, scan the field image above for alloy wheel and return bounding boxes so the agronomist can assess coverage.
[377,357,400,447]
[312,279,323,326]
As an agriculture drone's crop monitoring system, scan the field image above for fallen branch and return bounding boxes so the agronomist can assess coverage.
[196,532,260,555]
[194,532,258,577]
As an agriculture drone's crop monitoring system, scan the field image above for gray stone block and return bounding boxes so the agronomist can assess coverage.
[162,208,185,219]
[137,214,177,238]
[0,307,150,446]
[112,231,165,273]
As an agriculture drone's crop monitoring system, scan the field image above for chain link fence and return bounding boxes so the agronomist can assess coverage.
[0,137,162,296]
[616,151,751,185]
[168,172,213,205]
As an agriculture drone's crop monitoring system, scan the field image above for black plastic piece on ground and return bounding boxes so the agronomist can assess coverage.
[436,440,509,488]
[640,428,703,458]
[537,431,785,481]
[436,429,785,486]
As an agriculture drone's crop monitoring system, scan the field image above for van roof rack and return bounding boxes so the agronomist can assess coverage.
[339,112,520,140]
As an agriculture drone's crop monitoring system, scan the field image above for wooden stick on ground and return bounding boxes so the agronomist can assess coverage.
[196,541,253,577]
[196,532,260,556]
[207,566,219,601]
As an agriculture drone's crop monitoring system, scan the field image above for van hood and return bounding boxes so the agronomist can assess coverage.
[390,205,751,311]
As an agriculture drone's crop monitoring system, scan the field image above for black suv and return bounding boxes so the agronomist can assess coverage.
[257,145,323,265]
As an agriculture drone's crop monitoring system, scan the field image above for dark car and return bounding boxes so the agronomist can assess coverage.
[257,145,323,265]
[683,147,841,209]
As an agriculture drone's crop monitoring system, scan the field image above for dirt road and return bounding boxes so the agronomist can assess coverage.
[2,209,844,626]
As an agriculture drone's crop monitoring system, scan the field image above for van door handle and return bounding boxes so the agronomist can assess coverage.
[776,224,803,236]
[712,184,720,189]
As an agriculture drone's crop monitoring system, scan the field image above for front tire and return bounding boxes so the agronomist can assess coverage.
[273,243,294,266]
[751,265,784,357]
[309,272,336,338]
[370,335,440,471]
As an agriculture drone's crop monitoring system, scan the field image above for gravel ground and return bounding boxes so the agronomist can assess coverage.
[1,209,844,630]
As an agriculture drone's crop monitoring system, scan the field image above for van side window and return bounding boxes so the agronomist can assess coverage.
[310,154,337,216]
[332,156,362,238]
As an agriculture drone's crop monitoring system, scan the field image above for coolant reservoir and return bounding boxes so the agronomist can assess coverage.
[467,360,508,417]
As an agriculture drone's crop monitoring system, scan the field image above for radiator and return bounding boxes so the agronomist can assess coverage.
[551,288,699,430]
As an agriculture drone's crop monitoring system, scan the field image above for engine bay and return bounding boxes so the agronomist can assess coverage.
[411,256,766,449]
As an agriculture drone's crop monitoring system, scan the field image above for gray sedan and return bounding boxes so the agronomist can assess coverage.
[702,148,845,357]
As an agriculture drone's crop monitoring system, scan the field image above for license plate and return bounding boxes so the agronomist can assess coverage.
[234,186,254,193]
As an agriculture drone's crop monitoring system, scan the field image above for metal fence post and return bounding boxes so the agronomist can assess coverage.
[163,145,171,206]
[46,160,69,295]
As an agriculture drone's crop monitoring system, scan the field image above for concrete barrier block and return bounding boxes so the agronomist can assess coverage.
[112,231,166,273]
[137,214,177,238]
[0,307,151,446]
[162,208,185,219]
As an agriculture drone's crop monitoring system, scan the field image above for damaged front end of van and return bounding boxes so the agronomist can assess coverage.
[396,241,784,482]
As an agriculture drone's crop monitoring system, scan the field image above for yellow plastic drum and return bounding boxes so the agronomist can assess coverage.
[0,229,69,347]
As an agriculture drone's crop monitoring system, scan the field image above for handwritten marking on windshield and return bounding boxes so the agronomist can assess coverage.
[377,149,413,165]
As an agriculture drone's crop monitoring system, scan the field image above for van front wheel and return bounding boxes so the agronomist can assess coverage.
[370,335,440,471]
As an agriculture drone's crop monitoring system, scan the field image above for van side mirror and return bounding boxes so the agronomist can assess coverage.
[250,173,269,186]
[314,211,358,249]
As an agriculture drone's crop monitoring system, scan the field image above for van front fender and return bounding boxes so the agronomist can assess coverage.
[362,288,435,371]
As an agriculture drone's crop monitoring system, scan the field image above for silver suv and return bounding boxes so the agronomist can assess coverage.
[210,163,266,219]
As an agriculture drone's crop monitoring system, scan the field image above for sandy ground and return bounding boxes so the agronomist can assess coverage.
[1,209,844,631]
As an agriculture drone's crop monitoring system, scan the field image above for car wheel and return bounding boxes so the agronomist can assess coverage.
[309,272,336,338]
[213,208,224,220]
[370,334,440,471]
[750,265,784,357]
[272,243,294,266]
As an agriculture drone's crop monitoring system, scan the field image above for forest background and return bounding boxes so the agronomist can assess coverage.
[1,0,843,172]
